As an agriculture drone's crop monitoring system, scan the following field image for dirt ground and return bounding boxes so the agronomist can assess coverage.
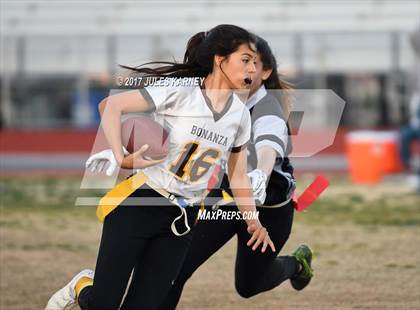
[0,175,419,309]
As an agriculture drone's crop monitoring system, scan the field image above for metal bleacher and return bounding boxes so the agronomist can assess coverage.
[1,0,419,74]
[0,1,419,174]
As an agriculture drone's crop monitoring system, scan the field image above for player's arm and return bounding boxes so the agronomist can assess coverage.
[249,103,289,203]
[98,90,162,169]
[227,147,275,253]
[227,147,256,216]
[256,146,277,177]
[246,146,277,205]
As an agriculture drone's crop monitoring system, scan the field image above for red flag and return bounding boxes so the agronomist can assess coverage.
[295,175,329,212]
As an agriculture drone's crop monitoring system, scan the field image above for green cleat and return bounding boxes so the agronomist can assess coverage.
[290,244,314,291]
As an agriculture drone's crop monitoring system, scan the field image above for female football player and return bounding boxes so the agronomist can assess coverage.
[160,36,314,309]
[46,25,275,310]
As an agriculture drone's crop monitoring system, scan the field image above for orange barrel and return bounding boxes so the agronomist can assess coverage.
[345,131,382,184]
[345,131,404,184]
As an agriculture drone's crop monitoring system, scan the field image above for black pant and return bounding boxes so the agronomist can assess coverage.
[161,201,298,309]
[78,185,199,310]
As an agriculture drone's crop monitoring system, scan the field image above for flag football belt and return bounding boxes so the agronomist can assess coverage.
[211,190,292,210]
[96,171,196,236]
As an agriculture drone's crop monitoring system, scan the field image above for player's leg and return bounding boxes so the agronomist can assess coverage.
[234,203,303,297]
[119,232,192,310]
[119,205,202,310]
[78,206,152,309]
[132,204,237,310]
[400,125,416,169]
[46,205,149,310]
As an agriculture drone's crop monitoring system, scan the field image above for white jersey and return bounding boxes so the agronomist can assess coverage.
[140,85,251,202]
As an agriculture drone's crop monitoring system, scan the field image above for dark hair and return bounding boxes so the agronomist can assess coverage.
[120,24,256,78]
[255,35,293,122]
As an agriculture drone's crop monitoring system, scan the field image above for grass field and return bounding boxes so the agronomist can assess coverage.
[0,175,419,309]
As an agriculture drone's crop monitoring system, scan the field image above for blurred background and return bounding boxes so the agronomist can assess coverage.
[0,0,419,177]
[0,0,420,180]
[1,1,419,309]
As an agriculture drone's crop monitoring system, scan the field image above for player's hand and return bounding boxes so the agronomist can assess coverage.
[121,144,165,169]
[86,147,128,176]
[248,169,267,205]
[246,221,276,253]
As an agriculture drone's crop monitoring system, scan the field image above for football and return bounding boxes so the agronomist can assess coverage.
[121,116,170,160]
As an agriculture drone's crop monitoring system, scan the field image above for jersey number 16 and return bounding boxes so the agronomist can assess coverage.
[169,142,220,183]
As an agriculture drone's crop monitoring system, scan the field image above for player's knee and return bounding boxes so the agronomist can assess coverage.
[235,282,256,299]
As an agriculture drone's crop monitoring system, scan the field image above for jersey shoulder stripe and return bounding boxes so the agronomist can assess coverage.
[250,93,286,124]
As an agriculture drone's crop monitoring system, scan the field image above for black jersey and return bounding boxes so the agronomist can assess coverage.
[218,86,296,205]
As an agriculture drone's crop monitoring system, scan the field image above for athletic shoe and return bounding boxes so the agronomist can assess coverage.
[290,244,313,291]
[45,269,94,310]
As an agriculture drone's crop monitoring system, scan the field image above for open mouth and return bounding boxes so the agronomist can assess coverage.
[244,77,252,85]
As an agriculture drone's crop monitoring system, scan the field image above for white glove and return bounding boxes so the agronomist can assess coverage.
[247,169,268,205]
[85,147,129,176]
